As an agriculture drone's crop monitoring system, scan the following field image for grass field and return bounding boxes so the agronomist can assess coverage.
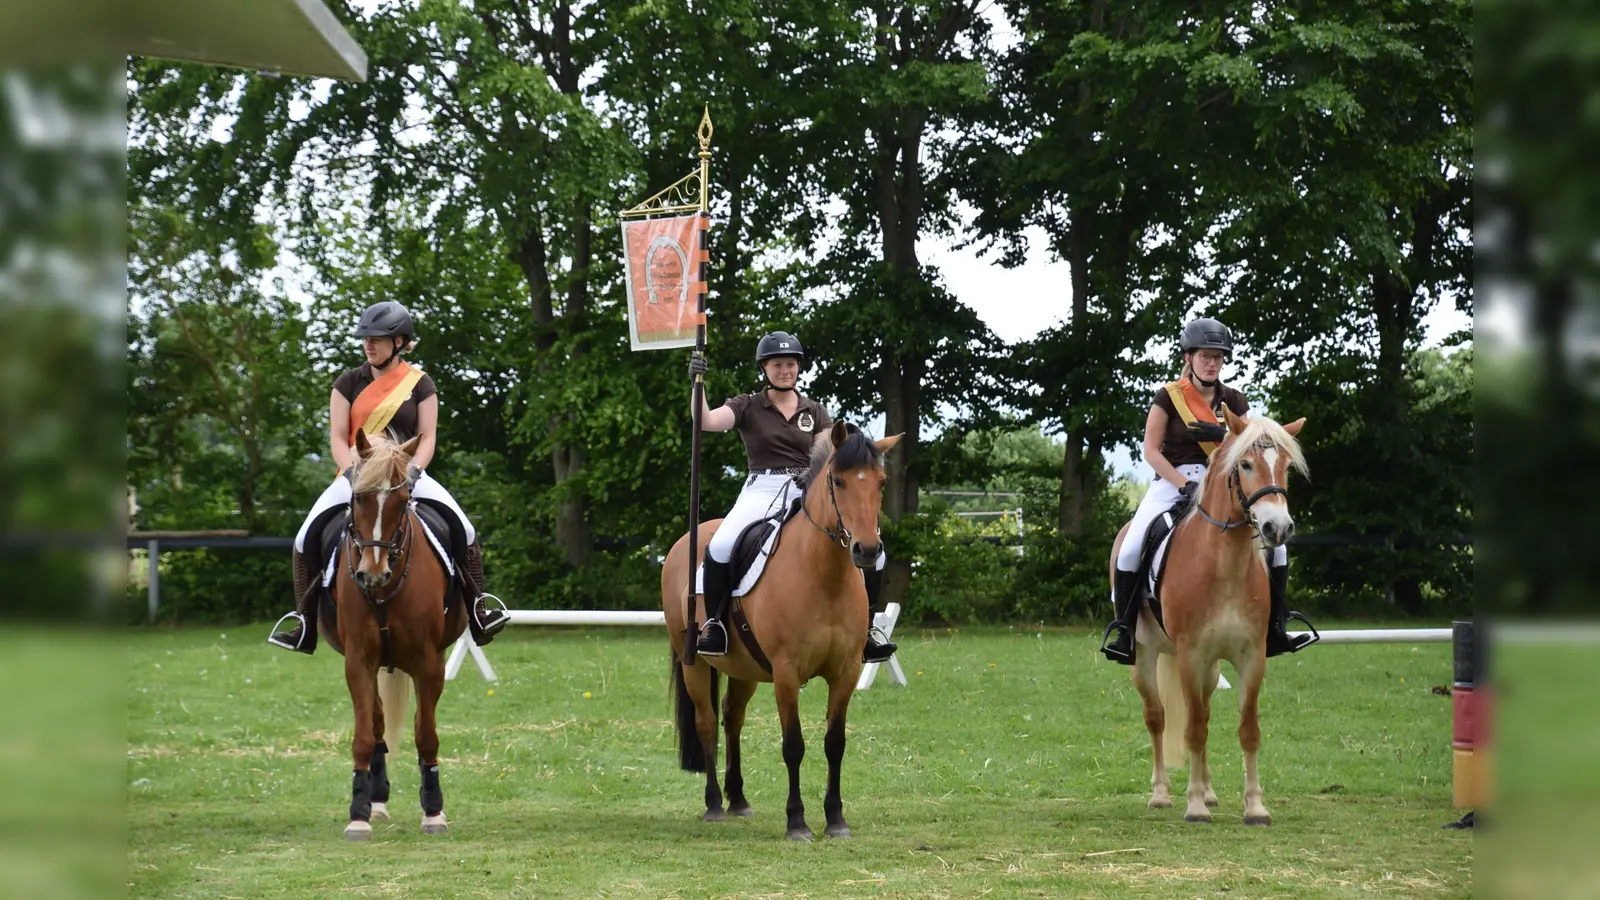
[127,624,1472,898]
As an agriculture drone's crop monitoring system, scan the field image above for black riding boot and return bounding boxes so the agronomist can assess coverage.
[695,558,732,657]
[862,564,897,663]
[267,549,321,655]
[1265,562,1318,657]
[1099,569,1143,665]
[461,542,508,646]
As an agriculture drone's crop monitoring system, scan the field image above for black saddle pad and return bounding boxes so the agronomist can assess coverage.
[727,494,806,590]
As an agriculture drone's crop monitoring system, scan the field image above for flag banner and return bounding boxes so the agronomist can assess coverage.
[621,213,707,351]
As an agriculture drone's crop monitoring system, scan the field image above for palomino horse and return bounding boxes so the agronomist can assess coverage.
[321,431,466,840]
[1112,408,1307,825]
[661,422,902,841]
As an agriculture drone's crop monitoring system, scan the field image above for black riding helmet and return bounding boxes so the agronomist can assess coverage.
[354,301,416,348]
[755,331,805,367]
[1179,317,1233,357]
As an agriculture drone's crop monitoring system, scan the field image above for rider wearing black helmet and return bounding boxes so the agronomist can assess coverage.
[1099,316,1318,664]
[686,331,897,663]
[267,301,509,654]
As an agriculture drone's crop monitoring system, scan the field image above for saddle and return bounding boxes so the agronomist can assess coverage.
[699,493,807,599]
[308,500,464,625]
[1133,493,1198,634]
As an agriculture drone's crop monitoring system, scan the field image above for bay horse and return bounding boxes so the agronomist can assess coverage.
[661,421,902,841]
[1112,408,1307,825]
[322,431,467,840]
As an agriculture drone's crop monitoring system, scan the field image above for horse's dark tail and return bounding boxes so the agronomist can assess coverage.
[671,648,718,773]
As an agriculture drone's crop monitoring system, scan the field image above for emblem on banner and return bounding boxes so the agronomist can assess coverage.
[797,411,815,432]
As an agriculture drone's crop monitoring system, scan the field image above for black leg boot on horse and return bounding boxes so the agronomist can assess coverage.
[459,541,508,645]
[862,565,896,663]
[695,557,733,657]
[1099,568,1143,665]
[267,549,322,655]
[1265,561,1318,657]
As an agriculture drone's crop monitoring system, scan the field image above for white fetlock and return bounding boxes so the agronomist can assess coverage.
[421,812,448,835]
[370,801,389,820]
[344,820,372,841]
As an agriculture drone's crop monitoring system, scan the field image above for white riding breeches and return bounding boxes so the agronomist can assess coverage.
[293,471,475,553]
[1115,463,1287,575]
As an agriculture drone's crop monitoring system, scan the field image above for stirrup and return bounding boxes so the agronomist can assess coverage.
[1281,611,1320,651]
[266,612,309,652]
[472,592,509,634]
[1099,621,1135,664]
[695,619,729,657]
[864,627,897,663]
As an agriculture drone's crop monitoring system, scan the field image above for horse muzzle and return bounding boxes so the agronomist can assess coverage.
[1258,517,1295,548]
[850,541,880,569]
[354,568,392,591]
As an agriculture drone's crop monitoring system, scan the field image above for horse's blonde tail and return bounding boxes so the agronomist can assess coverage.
[1157,653,1187,768]
[379,668,411,752]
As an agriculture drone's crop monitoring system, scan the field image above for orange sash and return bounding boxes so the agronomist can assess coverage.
[348,361,424,447]
[1164,377,1222,458]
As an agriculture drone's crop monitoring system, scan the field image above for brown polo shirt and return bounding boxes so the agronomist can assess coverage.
[1152,382,1249,466]
[723,389,831,471]
[333,363,438,443]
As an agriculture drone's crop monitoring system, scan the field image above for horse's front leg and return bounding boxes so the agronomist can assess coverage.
[723,677,759,818]
[369,680,390,821]
[413,653,448,835]
[822,675,855,838]
[774,672,811,841]
[343,655,377,841]
[1237,650,1272,825]
[1178,648,1214,823]
[1131,647,1170,809]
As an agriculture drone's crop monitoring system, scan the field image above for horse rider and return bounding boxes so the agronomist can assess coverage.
[267,300,509,654]
[1100,316,1318,664]
[685,331,897,663]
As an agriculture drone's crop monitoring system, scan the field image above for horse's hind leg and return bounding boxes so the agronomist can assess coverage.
[342,656,377,841]
[1177,647,1214,823]
[722,677,759,818]
[774,672,811,841]
[1236,651,1272,825]
[1131,649,1170,809]
[821,675,855,839]
[412,656,448,835]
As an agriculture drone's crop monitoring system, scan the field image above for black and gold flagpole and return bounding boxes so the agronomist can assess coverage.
[620,106,714,663]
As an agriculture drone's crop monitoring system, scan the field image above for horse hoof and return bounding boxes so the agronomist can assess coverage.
[421,814,448,835]
[786,827,814,842]
[730,805,753,819]
[343,820,372,841]
[1148,797,1172,810]
[1245,813,1273,827]
[370,802,389,821]
[703,809,728,823]
[1184,812,1213,824]
[825,824,853,839]
[1205,796,1220,809]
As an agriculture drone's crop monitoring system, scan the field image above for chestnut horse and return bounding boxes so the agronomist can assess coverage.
[322,432,466,840]
[661,422,902,841]
[1112,409,1307,825]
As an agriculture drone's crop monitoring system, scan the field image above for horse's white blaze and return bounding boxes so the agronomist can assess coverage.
[1261,447,1280,481]
[857,471,865,480]
[370,490,387,568]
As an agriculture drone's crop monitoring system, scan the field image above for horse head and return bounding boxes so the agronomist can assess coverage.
[1208,409,1307,547]
[347,431,420,592]
[809,421,903,568]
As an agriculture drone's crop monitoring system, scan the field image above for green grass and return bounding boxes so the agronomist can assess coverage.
[127,624,1471,898]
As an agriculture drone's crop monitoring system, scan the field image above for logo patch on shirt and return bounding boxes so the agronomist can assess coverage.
[797,411,815,432]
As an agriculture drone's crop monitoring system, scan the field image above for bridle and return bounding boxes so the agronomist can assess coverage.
[1195,438,1288,536]
[344,479,417,607]
[802,462,854,549]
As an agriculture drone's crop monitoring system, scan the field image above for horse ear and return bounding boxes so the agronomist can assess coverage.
[1224,407,1248,435]
[830,420,848,448]
[873,433,904,456]
[398,435,422,458]
[1282,417,1306,437]
[355,430,373,457]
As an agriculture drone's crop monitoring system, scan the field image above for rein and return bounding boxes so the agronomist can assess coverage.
[343,480,417,673]
[801,464,852,549]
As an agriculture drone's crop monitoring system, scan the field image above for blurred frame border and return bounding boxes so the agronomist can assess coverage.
[0,3,366,898]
